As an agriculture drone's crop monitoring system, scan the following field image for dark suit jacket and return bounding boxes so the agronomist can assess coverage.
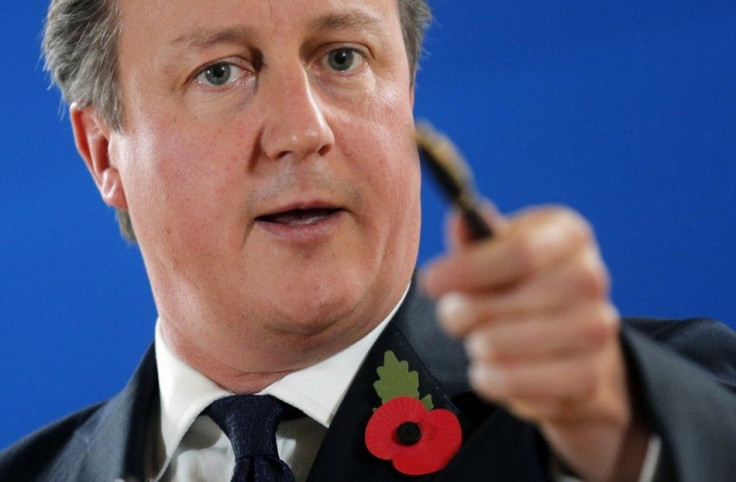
[3,285,736,481]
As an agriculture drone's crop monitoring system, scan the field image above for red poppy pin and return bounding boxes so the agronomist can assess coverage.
[364,350,462,476]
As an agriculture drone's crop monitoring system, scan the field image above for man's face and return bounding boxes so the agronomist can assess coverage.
[104,0,420,373]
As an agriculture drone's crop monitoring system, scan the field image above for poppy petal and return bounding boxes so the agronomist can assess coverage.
[392,408,462,475]
[365,396,426,459]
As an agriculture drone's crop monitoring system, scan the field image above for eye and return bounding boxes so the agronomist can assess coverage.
[195,62,247,87]
[324,48,364,73]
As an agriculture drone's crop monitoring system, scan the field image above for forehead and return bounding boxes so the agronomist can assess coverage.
[118,0,402,49]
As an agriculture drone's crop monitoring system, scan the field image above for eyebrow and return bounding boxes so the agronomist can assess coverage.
[170,26,255,51]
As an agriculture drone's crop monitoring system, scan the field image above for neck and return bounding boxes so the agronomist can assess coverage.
[158,309,387,393]
[157,282,412,393]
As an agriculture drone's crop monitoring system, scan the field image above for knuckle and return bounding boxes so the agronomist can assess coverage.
[585,304,620,345]
[492,366,516,397]
[599,303,620,333]
[558,205,593,231]
[566,211,595,246]
[505,366,543,399]
[484,337,504,363]
[511,234,541,277]
[572,251,609,298]
[546,205,593,241]
[511,206,599,280]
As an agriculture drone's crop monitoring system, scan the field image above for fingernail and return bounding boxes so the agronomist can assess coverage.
[469,365,503,391]
[465,333,491,359]
[437,292,471,333]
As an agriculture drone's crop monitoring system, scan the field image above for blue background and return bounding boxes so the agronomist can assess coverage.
[2,1,735,447]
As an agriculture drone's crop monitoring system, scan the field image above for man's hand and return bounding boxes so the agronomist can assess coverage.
[422,205,651,481]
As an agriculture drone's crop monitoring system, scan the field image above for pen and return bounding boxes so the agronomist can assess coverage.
[415,121,493,241]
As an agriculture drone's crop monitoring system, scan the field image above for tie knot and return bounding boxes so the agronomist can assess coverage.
[206,394,296,458]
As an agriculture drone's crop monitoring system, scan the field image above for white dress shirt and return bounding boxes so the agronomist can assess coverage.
[145,285,660,482]
[147,288,406,482]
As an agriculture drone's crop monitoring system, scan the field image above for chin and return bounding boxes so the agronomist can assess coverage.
[261,272,390,341]
[269,289,362,335]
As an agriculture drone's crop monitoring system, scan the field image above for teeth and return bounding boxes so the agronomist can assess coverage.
[260,208,336,225]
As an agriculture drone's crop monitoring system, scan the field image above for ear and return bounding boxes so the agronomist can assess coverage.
[70,104,128,210]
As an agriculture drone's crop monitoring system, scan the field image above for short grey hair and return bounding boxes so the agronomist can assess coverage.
[43,0,122,130]
[43,0,431,242]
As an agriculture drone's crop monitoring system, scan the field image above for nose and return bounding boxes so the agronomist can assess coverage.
[260,68,335,161]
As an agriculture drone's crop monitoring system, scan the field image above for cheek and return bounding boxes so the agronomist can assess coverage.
[345,116,420,240]
[120,117,248,249]
[370,106,419,209]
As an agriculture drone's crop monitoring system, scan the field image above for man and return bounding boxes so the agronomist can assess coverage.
[2,0,736,480]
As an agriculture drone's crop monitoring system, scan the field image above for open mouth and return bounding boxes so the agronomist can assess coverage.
[256,207,342,226]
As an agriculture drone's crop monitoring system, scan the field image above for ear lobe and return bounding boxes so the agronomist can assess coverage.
[70,104,128,210]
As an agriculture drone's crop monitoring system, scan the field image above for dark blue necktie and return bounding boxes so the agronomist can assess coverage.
[205,394,298,482]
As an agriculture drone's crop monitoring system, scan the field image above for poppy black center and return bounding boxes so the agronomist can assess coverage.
[396,421,422,445]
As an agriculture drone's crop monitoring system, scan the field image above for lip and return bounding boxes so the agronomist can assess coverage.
[256,199,344,218]
[253,200,347,242]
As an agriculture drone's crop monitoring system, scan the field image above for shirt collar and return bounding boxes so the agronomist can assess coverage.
[154,285,409,465]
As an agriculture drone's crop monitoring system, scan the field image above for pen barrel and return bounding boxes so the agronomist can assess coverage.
[457,195,493,240]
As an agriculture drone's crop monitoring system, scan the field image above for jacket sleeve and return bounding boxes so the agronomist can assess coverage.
[621,318,736,481]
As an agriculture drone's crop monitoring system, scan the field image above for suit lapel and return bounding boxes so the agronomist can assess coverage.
[307,285,552,481]
[307,322,448,481]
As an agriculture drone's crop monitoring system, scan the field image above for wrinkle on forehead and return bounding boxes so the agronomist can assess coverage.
[145,4,391,68]
[308,10,384,33]
[167,9,383,53]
